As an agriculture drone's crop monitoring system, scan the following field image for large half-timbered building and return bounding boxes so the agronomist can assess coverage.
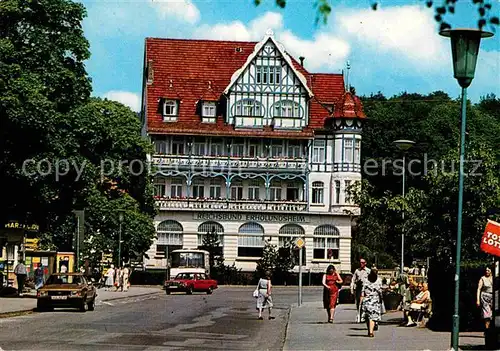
[141,31,366,274]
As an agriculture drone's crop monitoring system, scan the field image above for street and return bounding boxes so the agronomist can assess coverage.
[0,286,319,350]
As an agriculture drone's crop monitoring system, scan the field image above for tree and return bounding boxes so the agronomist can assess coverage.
[201,227,222,274]
[275,240,295,284]
[256,241,279,278]
[255,0,499,29]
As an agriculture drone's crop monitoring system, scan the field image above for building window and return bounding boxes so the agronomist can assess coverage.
[197,221,224,256]
[171,138,184,155]
[156,220,183,258]
[344,139,353,163]
[271,142,284,158]
[231,142,244,157]
[286,183,300,201]
[238,222,265,257]
[313,225,340,260]
[210,139,223,156]
[154,178,166,197]
[354,139,361,163]
[256,66,280,85]
[287,142,302,158]
[279,224,306,265]
[273,100,301,118]
[193,140,206,156]
[312,181,324,204]
[209,179,222,199]
[154,139,167,154]
[231,181,243,200]
[248,143,261,157]
[248,180,260,200]
[202,102,216,117]
[234,99,263,117]
[270,185,282,201]
[192,179,205,198]
[163,100,178,116]
[170,178,183,198]
[312,140,326,163]
[335,180,341,204]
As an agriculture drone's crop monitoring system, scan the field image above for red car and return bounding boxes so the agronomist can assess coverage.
[165,272,218,295]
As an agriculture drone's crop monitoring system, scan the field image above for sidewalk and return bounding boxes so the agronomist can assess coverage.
[284,301,485,351]
[0,286,162,316]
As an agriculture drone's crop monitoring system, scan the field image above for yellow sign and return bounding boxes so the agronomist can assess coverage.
[25,238,40,251]
[4,222,39,231]
[295,237,305,248]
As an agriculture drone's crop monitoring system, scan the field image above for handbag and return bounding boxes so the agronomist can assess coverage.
[253,289,259,298]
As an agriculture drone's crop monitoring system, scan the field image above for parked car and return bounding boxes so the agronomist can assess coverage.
[165,272,218,295]
[36,273,97,312]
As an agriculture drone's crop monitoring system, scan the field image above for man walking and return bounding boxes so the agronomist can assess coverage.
[350,258,371,322]
[14,260,27,296]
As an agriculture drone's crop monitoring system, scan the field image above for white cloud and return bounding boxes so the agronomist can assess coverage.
[152,0,200,24]
[334,5,448,68]
[103,91,141,112]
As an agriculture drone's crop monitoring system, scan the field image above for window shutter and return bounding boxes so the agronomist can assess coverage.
[157,98,165,115]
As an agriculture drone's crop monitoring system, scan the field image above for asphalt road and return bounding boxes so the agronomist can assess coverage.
[0,286,323,351]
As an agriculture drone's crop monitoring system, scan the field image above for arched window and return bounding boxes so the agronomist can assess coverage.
[313,225,340,260]
[233,99,264,117]
[278,224,306,265]
[156,220,183,258]
[197,221,224,255]
[272,100,302,118]
[238,222,265,257]
[312,181,324,204]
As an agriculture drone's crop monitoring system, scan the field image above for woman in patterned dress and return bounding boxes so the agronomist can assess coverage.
[322,265,343,323]
[256,270,274,320]
[476,266,493,330]
[360,269,382,337]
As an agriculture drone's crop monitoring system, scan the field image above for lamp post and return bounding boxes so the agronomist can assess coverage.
[439,28,493,351]
[118,213,124,267]
[393,139,415,275]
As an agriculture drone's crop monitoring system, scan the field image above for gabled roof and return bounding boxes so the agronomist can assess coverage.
[144,36,366,137]
[223,30,314,98]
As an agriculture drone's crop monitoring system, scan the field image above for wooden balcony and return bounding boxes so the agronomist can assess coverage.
[155,197,308,212]
[152,154,307,171]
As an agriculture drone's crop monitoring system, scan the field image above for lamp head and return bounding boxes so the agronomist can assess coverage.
[393,139,416,151]
[439,28,493,88]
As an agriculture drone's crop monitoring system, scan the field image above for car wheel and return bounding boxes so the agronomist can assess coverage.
[207,287,213,295]
[79,298,88,312]
[166,290,171,295]
[37,301,52,312]
[87,298,95,311]
[186,286,193,295]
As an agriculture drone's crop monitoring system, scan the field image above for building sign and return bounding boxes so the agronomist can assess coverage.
[480,219,500,257]
[193,212,310,223]
[4,222,39,231]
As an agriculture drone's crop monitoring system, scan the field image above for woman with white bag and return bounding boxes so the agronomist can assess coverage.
[254,270,274,320]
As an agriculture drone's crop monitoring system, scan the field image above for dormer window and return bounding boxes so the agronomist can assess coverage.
[233,99,264,117]
[162,99,178,122]
[273,100,302,118]
[202,102,216,117]
[256,66,281,85]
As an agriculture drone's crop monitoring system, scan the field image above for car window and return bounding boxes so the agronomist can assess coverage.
[198,274,206,280]
[46,275,83,285]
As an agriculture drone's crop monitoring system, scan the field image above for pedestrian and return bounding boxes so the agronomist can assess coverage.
[476,266,493,330]
[350,258,371,322]
[105,265,115,291]
[360,269,383,337]
[34,263,44,290]
[14,260,27,296]
[322,265,343,323]
[121,265,130,292]
[256,270,274,320]
[115,266,122,291]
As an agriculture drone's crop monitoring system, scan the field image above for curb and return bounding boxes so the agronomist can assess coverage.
[99,290,162,302]
[282,305,293,351]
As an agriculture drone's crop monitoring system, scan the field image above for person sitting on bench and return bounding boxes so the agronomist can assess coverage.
[405,282,430,327]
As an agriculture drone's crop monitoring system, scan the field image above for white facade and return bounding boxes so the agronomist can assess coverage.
[143,33,365,274]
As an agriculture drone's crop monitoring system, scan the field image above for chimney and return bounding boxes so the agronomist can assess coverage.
[299,56,305,67]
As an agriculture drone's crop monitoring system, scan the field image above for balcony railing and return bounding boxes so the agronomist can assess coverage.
[155,197,308,212]
[152,154,307,171]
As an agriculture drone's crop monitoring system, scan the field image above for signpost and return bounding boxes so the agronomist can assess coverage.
[295,237,305,307]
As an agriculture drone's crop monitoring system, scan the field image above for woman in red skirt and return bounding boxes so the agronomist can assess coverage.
[322,265,343,323]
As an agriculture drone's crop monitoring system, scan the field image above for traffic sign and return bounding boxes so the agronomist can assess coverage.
[295,237,305,249]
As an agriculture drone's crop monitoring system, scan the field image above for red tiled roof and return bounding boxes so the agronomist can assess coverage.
[145,37,366,138]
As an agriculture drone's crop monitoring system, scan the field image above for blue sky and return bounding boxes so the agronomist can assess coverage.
[80,0,500,111]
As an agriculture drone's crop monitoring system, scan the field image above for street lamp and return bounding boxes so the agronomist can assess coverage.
[439,28,494,351]
[393,139,416,275]
[118,212,124,267]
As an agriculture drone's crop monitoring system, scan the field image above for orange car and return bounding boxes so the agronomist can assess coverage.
[37,273,97,312]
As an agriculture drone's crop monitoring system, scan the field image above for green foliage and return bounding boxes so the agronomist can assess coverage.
[256,241,278,277]
[255,0,498,29]
[275,240,295,283]
[200,227,222,273]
